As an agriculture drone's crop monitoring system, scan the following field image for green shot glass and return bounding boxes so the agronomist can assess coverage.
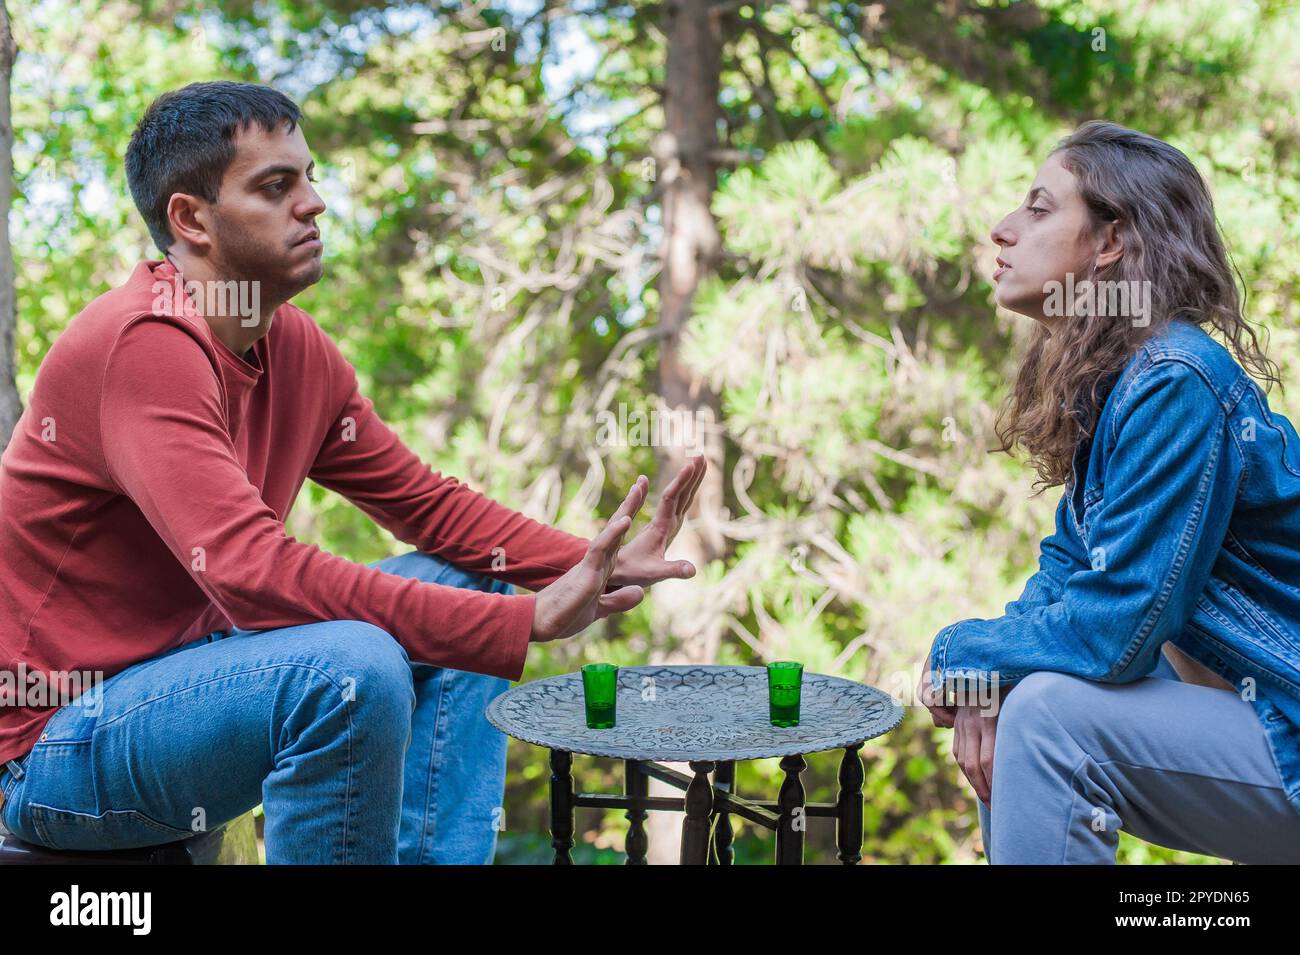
[581,663,619,729]
[767,661,803,727]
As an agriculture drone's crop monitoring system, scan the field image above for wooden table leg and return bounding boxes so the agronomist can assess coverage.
[776,754,806,865]
[549,749,574,865]
[680,760,715,865]
[710,760,735,865]
[624,759,648,865]
[836,744,865,865]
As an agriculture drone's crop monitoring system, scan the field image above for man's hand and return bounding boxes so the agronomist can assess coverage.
[608,455,707,588]
[531,478,649,643]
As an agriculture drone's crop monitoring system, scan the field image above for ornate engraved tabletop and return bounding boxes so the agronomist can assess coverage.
[486,664,904,763]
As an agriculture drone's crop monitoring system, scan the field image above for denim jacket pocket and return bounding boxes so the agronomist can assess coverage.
[30,803,195,851]
[1219,582,1300,663]
[1192,579,1300,691]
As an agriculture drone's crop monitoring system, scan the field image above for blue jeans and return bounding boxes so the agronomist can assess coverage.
[976,650,1300,864]
[0,550,512,864]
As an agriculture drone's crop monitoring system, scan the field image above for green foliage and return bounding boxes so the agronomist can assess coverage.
[14,0,1294,865]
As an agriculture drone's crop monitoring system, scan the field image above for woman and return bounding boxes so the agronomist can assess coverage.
[918,120,1300,864]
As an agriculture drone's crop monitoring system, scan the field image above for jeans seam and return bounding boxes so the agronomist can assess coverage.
[418,672,452,865]
[93,662,357,733]
[341,694,355,865]
[0,768,15,830]
[29,803,193,848]
[1063,755,1091,865]
[1066,750,1133,864]
[1090,758,1288,795]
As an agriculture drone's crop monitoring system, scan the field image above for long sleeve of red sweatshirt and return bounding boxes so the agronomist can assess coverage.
[0,259,589,765]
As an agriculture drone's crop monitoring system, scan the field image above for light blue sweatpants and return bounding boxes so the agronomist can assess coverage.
[976,651,1300,864]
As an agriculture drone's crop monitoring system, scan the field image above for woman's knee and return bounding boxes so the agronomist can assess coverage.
[997,670,1125,769]
[998,670,1094,735]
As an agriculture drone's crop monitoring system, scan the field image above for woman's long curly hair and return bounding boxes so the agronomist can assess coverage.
[993,120,1281,491]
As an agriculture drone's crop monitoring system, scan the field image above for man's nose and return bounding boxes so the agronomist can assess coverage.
[299,186,327,219]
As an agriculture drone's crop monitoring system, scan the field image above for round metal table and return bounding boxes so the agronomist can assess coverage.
[487,665,904,865]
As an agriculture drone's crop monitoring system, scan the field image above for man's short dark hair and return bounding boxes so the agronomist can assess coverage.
[125,81,302,254]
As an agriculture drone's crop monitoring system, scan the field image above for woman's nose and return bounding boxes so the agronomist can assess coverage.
[990,213,1015,248]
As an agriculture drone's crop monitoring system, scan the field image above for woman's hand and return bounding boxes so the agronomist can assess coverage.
[952,703,999,804]
[917,670,957,728]
[951,684,1014,803]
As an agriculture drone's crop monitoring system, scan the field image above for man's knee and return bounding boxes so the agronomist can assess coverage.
[293,621,415,711]
[370,550,515,596]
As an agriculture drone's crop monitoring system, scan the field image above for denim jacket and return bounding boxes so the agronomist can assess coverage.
[928,318,1300,818]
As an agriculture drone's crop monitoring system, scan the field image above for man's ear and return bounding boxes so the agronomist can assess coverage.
[165,193,213,253]
[1095,219,1123,270]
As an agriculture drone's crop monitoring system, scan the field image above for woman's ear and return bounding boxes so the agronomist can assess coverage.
[1095,219,1124,269]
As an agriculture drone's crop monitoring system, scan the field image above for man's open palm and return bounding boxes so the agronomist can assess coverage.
[531,478,649,642]
[609,455,707,588]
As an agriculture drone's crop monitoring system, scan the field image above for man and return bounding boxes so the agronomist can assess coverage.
[0,81,706,863]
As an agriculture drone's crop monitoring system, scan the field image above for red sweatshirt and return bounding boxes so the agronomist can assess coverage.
[0,258,589,765]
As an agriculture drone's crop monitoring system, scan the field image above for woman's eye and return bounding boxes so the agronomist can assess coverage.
[1028,206,1047,217]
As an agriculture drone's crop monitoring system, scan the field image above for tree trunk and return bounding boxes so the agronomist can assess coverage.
[645,0,729,864]
[0,2,19,452]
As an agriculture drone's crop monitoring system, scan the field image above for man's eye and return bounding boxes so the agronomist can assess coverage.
[307,173,318,183]
[264,180,286,195]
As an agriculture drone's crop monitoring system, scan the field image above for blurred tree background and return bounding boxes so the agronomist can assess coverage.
[5,0,1298,864]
